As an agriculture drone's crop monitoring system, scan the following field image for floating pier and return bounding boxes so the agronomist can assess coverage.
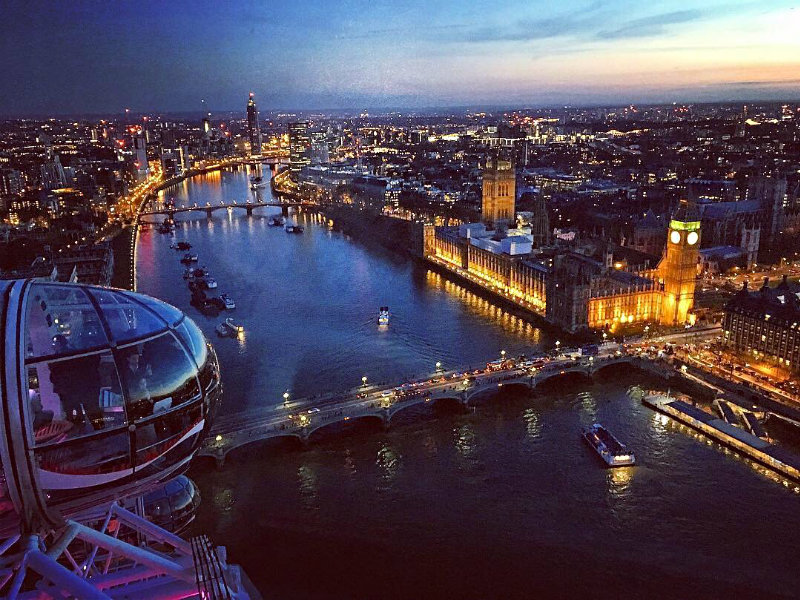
[644,393,800,483]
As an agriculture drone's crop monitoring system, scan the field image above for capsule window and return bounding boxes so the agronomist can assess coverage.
[92,289,167,343]
[118,333,201,422]
[25,285,108,359]
[28,350,127,445]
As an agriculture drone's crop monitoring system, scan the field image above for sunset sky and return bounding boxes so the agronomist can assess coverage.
[1,0,799,114]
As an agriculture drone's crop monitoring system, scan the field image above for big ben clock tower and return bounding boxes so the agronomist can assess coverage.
[658,198,701,325]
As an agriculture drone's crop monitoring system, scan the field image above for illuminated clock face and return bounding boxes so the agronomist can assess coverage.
[670,230,681,244]
[687,231,699,245]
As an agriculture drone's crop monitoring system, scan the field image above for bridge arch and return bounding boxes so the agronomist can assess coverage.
[305,413,385,441]
[388,395,466,422]
[534,368,592,389]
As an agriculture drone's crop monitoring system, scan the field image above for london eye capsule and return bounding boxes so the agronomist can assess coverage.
[0,279,221,537]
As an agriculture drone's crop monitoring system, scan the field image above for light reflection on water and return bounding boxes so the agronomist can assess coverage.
[297,465,319,510]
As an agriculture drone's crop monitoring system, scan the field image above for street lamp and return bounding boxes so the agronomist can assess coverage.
[283,391,290,406]
[602,332,607,341]
[501,350,506,359]
[362,376,368,386]
[436,361,442,371]
[555,341,561,352]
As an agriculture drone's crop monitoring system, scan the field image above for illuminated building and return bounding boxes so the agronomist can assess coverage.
[658,198,701,325]
[423,198,701,333]
[133,129,149,182]
[481,152,515,228]
[289,121,311,176]
[723,276,800,373]
[246,92,262,155]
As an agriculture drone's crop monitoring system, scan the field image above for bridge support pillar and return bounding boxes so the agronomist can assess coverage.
[206,208,214,219]
[246,206,253,216]
[281,205,290,217]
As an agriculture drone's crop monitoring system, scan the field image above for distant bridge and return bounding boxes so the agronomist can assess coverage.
[137,199,319,220]
[198,354,653,467]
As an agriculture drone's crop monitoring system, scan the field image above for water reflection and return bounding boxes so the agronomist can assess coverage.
[376,442,401,484]
[522,407,541,440]
[606,467,634,498]
[454,424,477,458]
[424,271,542,344]
[297,465,319,510]
[577,390,596,422]
[212,487,235,513]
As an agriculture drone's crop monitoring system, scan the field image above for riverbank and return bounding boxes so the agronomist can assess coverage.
[110,225,136,290]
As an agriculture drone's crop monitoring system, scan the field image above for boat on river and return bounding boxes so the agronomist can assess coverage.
[220,294,235,310]
[378,306,389,326]
[285,224,304,234]
[582,424,636,467]
[216,317,244,337]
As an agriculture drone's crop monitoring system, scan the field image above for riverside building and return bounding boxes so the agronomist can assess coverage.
[722,276,800,373]
[423,156,701,333]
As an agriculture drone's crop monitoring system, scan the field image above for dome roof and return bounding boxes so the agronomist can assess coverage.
[0,280,221,537]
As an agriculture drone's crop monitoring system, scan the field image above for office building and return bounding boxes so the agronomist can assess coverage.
[246,92,262,155]
[289,121,311,176]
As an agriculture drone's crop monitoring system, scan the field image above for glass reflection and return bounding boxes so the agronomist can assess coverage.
[29,351,126,443]
[26,285,107,358]
[127,293,184,327]
[36,429,131,476]
[93,289,167,343]
[118,333,200,421]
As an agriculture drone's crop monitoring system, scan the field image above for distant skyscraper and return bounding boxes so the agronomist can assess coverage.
[246,93,262,155]
[288,121,311,175]
[481,152,515,228]
[133,130,149,182]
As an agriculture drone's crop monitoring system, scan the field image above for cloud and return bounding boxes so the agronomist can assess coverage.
[596,9,706,39]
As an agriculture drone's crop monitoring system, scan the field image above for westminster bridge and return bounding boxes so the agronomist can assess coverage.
[198,353,667,467]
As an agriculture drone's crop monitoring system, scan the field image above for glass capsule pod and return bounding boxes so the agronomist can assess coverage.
[0,279,221,537]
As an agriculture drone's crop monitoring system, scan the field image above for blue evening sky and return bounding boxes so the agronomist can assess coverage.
[1,0,798,114]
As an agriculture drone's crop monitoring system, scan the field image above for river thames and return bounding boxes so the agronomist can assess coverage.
[136,167,800,599]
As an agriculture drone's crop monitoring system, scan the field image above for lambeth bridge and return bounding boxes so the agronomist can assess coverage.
[199,353,663,467]
[138,198,318,220]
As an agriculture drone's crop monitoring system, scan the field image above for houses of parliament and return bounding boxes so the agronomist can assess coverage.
[422,154,700,333]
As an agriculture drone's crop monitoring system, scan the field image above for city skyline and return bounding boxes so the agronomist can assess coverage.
[2,0,800,116]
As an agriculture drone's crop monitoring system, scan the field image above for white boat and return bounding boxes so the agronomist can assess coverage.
[204,277,217,289]
[285,224,304,234]
[250,182,266,190]
[378,306,389,326]
[220,294,235,310]
[216,317,243,337]
[268,216,285,227]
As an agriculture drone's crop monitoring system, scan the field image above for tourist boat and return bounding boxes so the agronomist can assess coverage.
[250,180,267,190]
[285,224,304,234]
[582,424,636,467]
[220,294,235,310]
[204,277,217,290]
[378,306,389,326]
[180,253,198,263]
[268,216,285,227]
